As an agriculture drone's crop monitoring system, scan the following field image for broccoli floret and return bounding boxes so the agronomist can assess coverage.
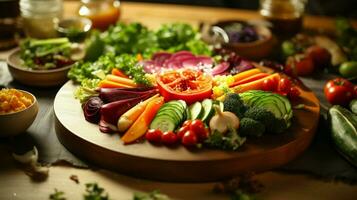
[244,107,287,134]
[239,118,265,137]
[223,93,247,118]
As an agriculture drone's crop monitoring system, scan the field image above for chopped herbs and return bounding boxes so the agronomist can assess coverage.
[204,128,246,151]
[133,190,171,200]
[84,183,110,200]
[49,189,66,200]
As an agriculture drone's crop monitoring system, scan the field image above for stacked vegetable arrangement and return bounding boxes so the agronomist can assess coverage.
[70,22,299,151]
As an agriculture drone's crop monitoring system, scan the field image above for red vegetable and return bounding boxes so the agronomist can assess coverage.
[278,78,292,93]
[181,130,198,147]
[145,129,163,143]
[306,45,331,69]
[177,125,190,140]
[98,87,157,103]
[83,97,103,124]
[324,78,354,106]
[286,54,315,76]
[161,131,178,145]
[189,119,208,142]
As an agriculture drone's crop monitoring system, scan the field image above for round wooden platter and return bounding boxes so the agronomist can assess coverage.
[54,81,320,182]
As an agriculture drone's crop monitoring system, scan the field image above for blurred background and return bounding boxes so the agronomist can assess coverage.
[125,0,357,18]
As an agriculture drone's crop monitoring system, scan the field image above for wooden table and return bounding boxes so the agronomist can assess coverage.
[1,2,357,200]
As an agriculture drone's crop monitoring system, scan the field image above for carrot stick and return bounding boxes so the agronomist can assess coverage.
[232,68,262,82]
[121,97,164,144]
[111,68,129,78]
[98,80,134,88]
[117,94,159,132]
[106,74,137,87]
[230,73,269,87]
[233,73,280,93]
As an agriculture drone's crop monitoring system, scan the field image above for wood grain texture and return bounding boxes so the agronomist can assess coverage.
[54,80,320,182]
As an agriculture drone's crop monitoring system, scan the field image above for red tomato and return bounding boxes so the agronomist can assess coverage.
[145,129,163,143]
[157,69,213,104]
[288,87,301,101]
[286,54,315,76]
[354,85,357,98]
[324,78,354,106]
[278,78,292,93]
[190,120,208,141]
[161,131,178,145]
[306,45,331,69]
[177,125,190,140]
[182,120,192,127]
[262,77,279,92]
[181,130,198,147]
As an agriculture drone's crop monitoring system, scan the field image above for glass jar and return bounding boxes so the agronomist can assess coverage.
[0,0,20,50]
[260,0,307,38]
[78,0,121,31]
[20,0,63,38]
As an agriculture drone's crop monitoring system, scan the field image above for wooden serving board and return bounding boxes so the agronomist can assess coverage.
[54,81,320,182]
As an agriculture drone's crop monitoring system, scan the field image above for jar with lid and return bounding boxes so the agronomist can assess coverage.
[0,0,20,50]
[20,0,63,38]
[260,0,307,38]
[78,0,121,31]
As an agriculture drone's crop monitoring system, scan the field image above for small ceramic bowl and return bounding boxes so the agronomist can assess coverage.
[209,20,275,60]
[7,48,75,87]
[0,90,38,137]
[56,17,92,42]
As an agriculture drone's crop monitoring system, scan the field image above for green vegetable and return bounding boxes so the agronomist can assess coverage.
[282,41,296,57]
[20,38,73,69]
[150,100,187,132]
[133,190,171,200]
[188,101,203,120]
[84,31,105,61]
[240,90,293,130]
[74,79,100,103]
[336,18,357,61]
[329,105,357,167]
[68,54,151,86]
[339,61,357,78]
[49,189,66,200]
[239,118,265,137]
[84,183,110,200]
[204,127,246,151]
[350,99,357,115]
[244,107,286,134]
[223,93,247,118]
[201,99,215,123]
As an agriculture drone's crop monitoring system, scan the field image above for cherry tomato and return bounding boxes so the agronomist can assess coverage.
[177,125,190,140]
[157,69,213,104]
[161,131,178,145]
[181,130,198,147]
[145,129,163,143]
[182,120,192,127]
[306,45,331,69]
[286,54,315,76]
[278,78,292,93]
[262,78,279,92]
[324,78,354,106]
[288,87,301,101]
[190,120,208,141]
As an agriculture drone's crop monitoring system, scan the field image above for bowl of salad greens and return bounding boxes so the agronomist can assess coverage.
[7,37,83,87]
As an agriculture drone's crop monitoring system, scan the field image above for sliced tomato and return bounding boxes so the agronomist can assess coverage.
[157,69,212,104]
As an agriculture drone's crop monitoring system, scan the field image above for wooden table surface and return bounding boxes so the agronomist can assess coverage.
[1,2,357,200]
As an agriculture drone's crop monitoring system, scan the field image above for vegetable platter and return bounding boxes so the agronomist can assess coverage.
[54,22,320,182]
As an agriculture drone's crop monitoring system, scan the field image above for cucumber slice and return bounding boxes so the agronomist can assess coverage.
[150,117,176,132]
[201,99,214,122]
[189,102,203,120]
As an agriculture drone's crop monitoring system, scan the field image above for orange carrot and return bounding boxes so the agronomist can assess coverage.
[232,68,262,82]
[117,94,159,132]
[98,80,134,88]
[121,97,164,144]
[230,73,269,87]
[111,68,129,78]
[233,73,280,93]
[106,74,137,87]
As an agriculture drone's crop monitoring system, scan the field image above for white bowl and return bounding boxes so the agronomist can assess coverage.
[0,90,38,137]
